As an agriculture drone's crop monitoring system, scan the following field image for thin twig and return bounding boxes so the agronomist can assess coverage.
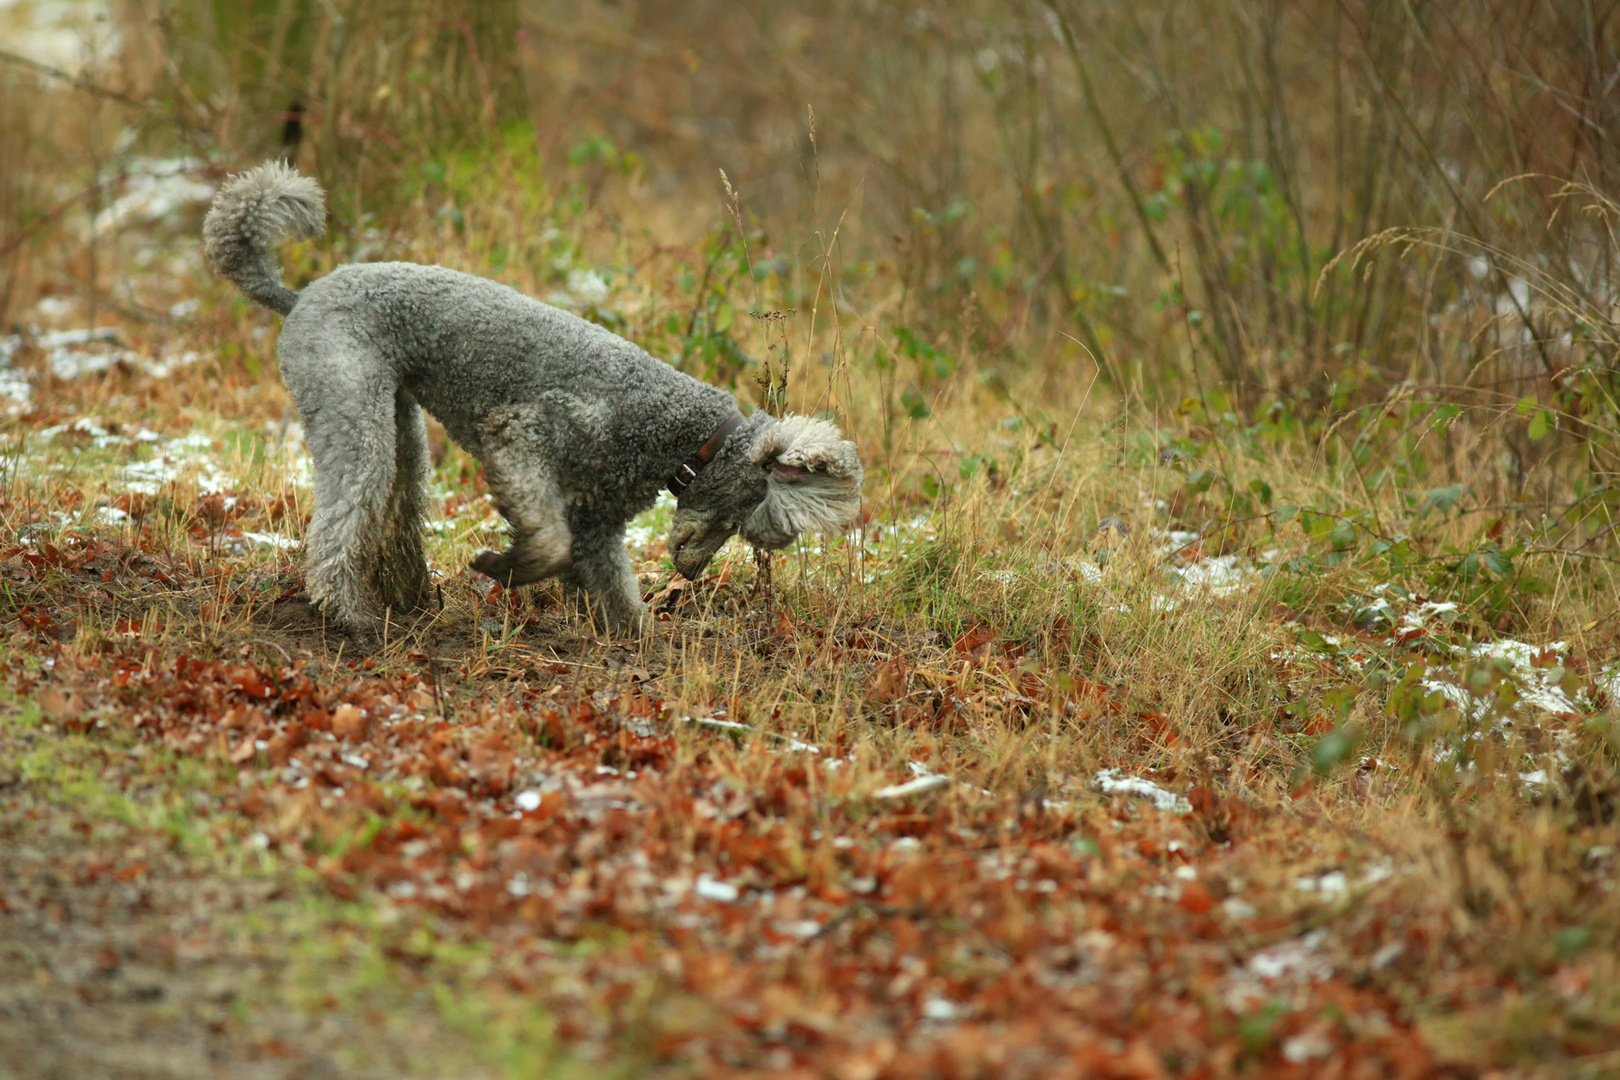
[0,49,152,110]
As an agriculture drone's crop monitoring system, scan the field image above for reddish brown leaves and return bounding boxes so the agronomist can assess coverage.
[330,703,368,739]
[2,536,1472,1078]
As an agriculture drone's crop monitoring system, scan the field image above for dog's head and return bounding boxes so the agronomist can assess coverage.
[668,414,863,580]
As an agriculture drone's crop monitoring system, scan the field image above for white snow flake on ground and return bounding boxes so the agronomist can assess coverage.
[694,874,741,903]
[1092,769,1191,814]
[1224,928,1334,1011]
[1421,638,1581,724]
[91,158,216,236]
[123,432,233,495]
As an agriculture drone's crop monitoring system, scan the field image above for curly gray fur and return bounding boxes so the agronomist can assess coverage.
[202,161,325,315]
[202,162,863,638]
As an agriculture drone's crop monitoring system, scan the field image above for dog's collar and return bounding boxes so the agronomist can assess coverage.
[667,411,746,495]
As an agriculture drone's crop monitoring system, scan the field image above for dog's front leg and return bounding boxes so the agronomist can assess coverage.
[563,518,652,637]
[471,516,572,587]
[470,429,573,587]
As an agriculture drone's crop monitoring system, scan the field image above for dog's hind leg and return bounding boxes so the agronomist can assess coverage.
[290,373,401,633]
[376,389,432,615]
[469,409,573,588]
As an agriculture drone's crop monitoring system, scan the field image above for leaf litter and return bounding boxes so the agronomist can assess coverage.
[2,517,1462,1075]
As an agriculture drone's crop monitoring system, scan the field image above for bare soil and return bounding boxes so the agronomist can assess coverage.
[0,721,499,1080]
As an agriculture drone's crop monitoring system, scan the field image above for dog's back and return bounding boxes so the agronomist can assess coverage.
[279,261,724,471]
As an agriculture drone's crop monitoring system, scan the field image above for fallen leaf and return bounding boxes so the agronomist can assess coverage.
[332,704,368,739]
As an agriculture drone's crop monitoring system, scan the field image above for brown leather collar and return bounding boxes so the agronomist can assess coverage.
[667,411,746,495]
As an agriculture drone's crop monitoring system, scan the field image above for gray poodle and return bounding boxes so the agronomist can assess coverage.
[202,161,862,637]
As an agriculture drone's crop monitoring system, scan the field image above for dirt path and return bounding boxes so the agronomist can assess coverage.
[0,719,504,1080]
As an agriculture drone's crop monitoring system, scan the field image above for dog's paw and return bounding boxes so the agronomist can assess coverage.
[470,549,515,585]
[346,627,385,653]
[617,603,657,638]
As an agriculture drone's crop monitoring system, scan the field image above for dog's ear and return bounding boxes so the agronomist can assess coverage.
[742,416,863,547]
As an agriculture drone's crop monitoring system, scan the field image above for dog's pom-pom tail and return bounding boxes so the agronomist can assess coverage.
[202,161,326,316]
[743,415,863,549]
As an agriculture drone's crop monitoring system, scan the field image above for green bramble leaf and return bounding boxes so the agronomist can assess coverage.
[1185,468,1217,494]
[1311,728,1356,775]
[1300,510,1335,539]
[1528,409,1553,441]
[1419,484,1467,519]
[1479,545,1512,577]
[1296,629,1335,653]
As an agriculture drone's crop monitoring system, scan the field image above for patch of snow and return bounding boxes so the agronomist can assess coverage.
[122,430,234,495]
[776,919,822,939]
[1360,860,1396,886]
[547,268,612,308]
[1371,941,1404,969]
[10,326,208,385]
[1092,768,1191,814]
[1249,929,1332,981]
[1223,929,1335,1011]
[37,417,110,444]
[0,0,122,74]
[874,773,951,800]
[694,874,740,902]
[1421,638,1579,724]
[1222,896,1257,920]
[678,715,822,755]
[37,327,136,379]
[34,296,77,320]
[624,489,677,552]
[0,362,30,412]
[1070,559,1104,583]
[92,159,215,235]
[241,531,299,550]
[1282,1028,1335,1063]
[681,715,751,733]
[1294,870,1348,897]
[1170,552,1253,596]
[141,349,202,379]
[1598,665,1620,702]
